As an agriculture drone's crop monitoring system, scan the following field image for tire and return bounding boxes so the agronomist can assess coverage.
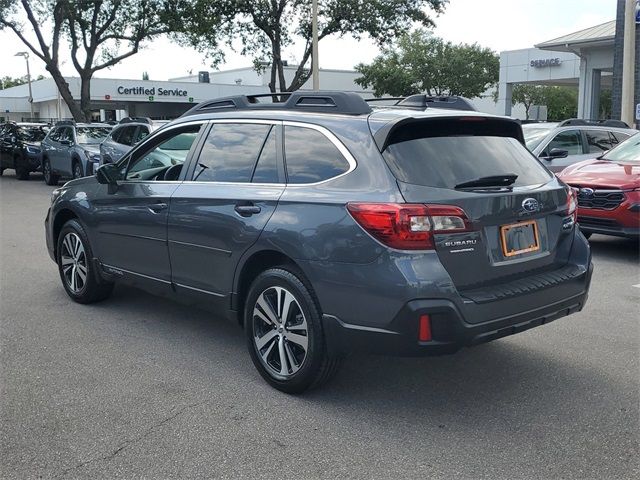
[43,158,59,186]
[245,267,341,393]
[56,219,114,304]
[72,160,83,179]
[14,157,29,180]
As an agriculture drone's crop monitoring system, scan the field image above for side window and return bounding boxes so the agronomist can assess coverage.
[126,125,201,181]
[251,127,279,183]
[585,130,614,153]
[545,130,583,156]
[192,123,271,183]
[284,126,351,183]
[134,126,150,144]
[118,126,136,146]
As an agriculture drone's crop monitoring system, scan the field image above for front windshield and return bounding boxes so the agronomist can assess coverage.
[602,133,640,163]
[76,126,111,144]
[523,127,553,151]
[17,126,48,142]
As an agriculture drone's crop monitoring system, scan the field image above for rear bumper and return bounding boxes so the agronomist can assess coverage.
[323,262,592,357]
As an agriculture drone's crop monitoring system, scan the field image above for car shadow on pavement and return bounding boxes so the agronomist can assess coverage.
[87,285,628,430]
[586,234,639,263]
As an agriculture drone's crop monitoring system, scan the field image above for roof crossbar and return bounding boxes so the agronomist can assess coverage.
[181,91,372,117]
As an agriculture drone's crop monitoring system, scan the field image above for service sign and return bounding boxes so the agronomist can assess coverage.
[116,85,188,97]
[530,58,561,68]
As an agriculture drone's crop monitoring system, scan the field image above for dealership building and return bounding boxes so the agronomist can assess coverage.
[498,0,639,122]
[0,67,375,123]
[1,1,637,124]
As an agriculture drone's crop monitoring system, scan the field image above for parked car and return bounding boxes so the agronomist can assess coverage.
[522,119,636,173]
[45,92,593,393]
[41,121,112,185]
[558,133,640,240]
[100,117,168,165]
[0,122,50,180]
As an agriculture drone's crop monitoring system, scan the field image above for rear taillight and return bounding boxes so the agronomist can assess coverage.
[346,203,471,250]
[566,188,578,221]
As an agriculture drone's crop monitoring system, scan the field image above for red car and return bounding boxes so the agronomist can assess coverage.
[558,133,640,239]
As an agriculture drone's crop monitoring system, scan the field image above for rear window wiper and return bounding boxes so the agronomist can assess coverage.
[455,174,518,190]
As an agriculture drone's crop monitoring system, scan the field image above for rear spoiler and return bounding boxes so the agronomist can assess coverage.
[371,116,525,153]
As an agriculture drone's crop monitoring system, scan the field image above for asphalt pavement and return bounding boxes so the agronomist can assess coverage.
[1,171,638,479]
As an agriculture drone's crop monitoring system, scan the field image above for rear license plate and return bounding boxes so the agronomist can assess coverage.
[500,220,540,257]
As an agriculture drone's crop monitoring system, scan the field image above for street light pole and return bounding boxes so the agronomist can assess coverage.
[312,0,319,90]
[15,52,34,120]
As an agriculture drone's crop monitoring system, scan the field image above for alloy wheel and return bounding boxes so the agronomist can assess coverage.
[60,232,88,294]
[43,160,50,182]
[252,286,309,377]
[73,163,82,179]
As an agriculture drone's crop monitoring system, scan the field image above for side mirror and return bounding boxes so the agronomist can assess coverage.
[95,163,121,193]
[541,148,569,160]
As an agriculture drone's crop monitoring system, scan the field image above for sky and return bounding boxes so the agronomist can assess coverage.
[0,0,617,82]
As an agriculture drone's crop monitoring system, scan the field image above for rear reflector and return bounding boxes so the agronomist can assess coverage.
[346,203,471,250]
[418,314,432,342]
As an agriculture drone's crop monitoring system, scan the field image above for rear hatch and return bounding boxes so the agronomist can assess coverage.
[377,115,575,290]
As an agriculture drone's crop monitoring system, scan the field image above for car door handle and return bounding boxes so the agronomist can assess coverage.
[147,202,168,213]
[234,203,261,216]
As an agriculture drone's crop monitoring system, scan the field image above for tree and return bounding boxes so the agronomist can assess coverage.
[1,0,173,121]
[511,84,577,121]
[511,85,546,120]
[354,30,499,98]
[0,0,83,119]
[173,0,448,93]
[0,74,45,89]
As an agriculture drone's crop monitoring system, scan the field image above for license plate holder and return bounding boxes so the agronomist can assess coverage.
[500,220,540,257]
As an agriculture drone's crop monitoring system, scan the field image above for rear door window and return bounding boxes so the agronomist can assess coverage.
[134,126,150,144]
[585,130,615,153]
[382,134,551,189]
[545,130,583,156]
[192,123,272,183]
[284,126,350,183]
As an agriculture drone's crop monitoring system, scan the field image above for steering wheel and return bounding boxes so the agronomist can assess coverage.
[163,164,183,181]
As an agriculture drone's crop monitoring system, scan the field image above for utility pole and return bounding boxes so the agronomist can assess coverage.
[312,0,319,90]
[15,52,34,120]
[620,0,636,126]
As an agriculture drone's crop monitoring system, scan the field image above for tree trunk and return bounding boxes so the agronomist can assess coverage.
[46,65,84,122]
[79,73,92,122]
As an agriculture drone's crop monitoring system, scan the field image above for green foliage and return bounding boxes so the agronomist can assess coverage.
[0,75,45,89]
[511,84,577,121]
[171,0,448,92]
[1,0,174,121]
[355,30,499,98]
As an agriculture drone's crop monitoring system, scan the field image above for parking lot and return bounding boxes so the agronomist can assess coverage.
[0,171,638,479]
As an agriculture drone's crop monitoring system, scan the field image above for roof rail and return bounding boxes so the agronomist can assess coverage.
[365,95,478,112]
[119,116,153,125]
[54,120,75,126]
[181,91,372,117]
[558,118,631,128]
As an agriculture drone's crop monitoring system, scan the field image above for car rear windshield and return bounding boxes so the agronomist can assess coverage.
[602,133,640,162]
[76,127,111,144]
[382,134,552,189]
[522,126,553,150]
